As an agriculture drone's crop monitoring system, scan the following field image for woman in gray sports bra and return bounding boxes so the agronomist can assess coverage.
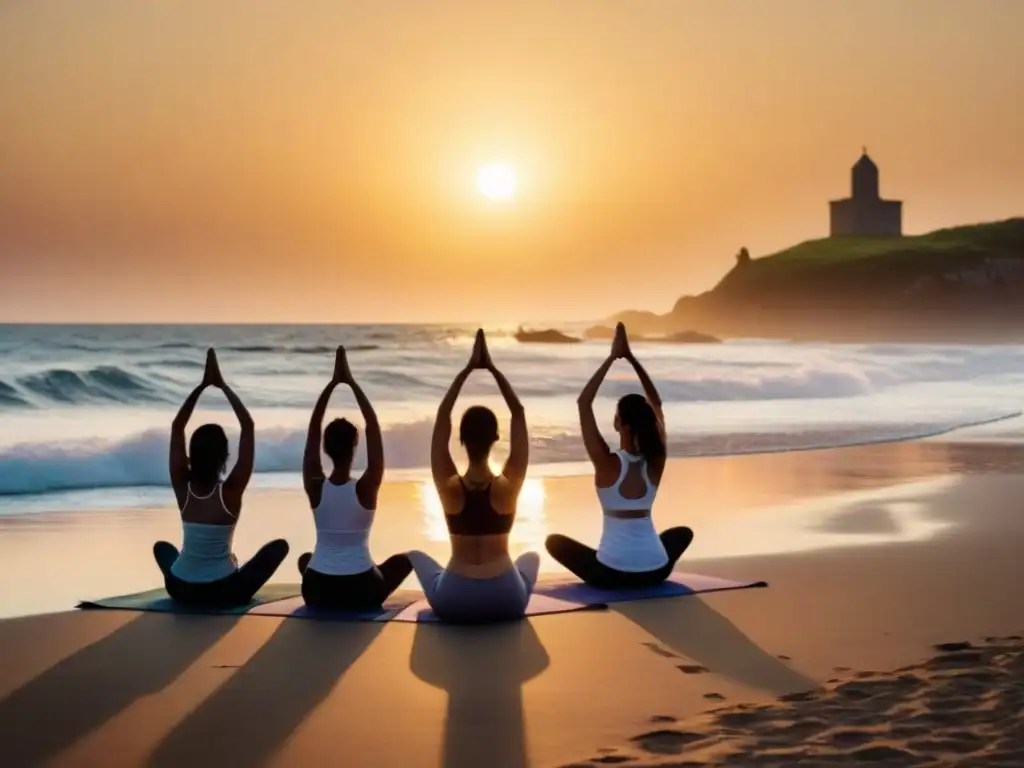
[407,330,540,623]
[154,349,289,608]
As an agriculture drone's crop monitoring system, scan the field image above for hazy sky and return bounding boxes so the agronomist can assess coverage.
[1,0,1022,323]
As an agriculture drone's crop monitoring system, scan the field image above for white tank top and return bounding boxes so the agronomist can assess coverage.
[307,479,376,575]
[171,483,239,583]
[595,451,669,573]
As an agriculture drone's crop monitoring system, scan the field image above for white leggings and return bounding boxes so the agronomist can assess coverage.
[407,551,541,624]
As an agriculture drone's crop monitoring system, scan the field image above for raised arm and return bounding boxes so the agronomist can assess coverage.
[431,366,472,487]
[169,383,206,501]
[577,354,616,467]
[220,381,255,494]
[303,378,337,503]
[480,343,528,488]
[619,326,666,443]
[349,377,384,504]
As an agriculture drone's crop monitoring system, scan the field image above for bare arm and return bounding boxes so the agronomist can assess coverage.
[221,383,255,495]
[351,379,384,506]
[432,367,471,487]
[625,353,666,443]
[488,365,528,489]
[578,355,617,469]
[169,384,206,501]
[303,381,336,503]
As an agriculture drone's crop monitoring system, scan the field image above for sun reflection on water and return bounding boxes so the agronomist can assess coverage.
[418,474,548,554]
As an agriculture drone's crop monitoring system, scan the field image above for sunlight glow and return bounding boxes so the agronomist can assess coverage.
[476,163,517,201]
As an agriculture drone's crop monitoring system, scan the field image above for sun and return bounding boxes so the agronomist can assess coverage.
[476,163,517,201]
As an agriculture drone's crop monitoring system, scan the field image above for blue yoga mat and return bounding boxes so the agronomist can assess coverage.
[77,583,300,615]
[535,571,767,605]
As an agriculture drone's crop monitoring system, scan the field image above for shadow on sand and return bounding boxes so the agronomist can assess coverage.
[410,620,550,768]
[616,595,820,696]
[150,619,385,768]
[0,612,238,767]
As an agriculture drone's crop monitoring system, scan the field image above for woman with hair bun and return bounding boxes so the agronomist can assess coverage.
[545,323,693,589]
[155,349,288,607]
[297,346,412,611]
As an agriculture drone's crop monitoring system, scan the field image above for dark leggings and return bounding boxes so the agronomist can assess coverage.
[298,552,413,611]
[545,526,694,590]
[154,539,290,608]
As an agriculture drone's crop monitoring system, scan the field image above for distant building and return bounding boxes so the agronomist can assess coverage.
[829,150,902,237]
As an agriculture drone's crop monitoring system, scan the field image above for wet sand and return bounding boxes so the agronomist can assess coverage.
[1,441,1023,767]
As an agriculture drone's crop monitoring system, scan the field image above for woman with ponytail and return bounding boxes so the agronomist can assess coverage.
[545,323,693,589]
[156,349,288,607]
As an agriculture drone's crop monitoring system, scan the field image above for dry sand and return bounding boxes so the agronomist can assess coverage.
[1,443,1023,767]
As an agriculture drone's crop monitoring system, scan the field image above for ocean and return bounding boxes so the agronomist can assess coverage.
[1,324,1022,516]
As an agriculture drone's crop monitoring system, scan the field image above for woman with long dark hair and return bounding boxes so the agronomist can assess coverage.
[155,349,288,607]
[545,323,693,589]
[297,346,412,610]
[406,329,539,623]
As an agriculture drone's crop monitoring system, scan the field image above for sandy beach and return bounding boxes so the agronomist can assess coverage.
[1,441,1023,767]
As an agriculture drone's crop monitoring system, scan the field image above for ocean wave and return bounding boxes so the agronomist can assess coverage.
[0,411,1016,497]
[223,344,380,354]
[0,381,31,408]
[16,367,169,405]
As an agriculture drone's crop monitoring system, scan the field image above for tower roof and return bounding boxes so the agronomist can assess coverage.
[854,148,877,171]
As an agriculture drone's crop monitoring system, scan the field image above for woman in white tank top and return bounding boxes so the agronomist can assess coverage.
[545,323,694,589]
[298,346,412,611]
[154,349,289,608]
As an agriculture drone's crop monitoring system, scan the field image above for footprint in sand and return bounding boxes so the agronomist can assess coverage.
[677,664,709,674]
[630,729,707,755]
[933,641,974,652]
[642,642,679,659]
[703,692,726,701]
[648,715,677,724]
[778,690,817,703]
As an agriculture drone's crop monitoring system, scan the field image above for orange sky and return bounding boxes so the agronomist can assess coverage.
[1,0,1022,323]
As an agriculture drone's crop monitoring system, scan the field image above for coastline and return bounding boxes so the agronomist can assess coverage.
[1,441,1023,766]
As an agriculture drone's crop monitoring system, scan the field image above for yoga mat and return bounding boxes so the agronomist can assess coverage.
[390,593,607,624]
[77,583,300,616]
[245,589,422,622]
[535,571,767,605]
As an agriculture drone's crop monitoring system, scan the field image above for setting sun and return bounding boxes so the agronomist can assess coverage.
[476,163,517,201]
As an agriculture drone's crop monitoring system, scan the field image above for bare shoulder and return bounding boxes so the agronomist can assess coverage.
[437,474,464,514]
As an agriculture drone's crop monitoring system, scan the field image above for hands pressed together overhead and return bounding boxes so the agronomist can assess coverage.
[466,328,495,372]
[201,348,225,389]
[609,322,634,362]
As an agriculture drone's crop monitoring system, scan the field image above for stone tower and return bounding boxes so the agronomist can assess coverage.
[829,149,902,237]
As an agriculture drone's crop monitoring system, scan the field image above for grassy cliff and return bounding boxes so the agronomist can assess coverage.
[615,218,1024,341]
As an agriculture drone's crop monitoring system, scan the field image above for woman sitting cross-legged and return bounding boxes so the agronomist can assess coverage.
[155,349,289,608]
[545,323,694,589]
[297,346,413,612]
[406,330,540,623]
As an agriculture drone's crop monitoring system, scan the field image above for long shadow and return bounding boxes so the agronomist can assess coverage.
[410,621,550,768]
[0,612,238,767]
[615,596,821,696]
[150,618,385,768]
